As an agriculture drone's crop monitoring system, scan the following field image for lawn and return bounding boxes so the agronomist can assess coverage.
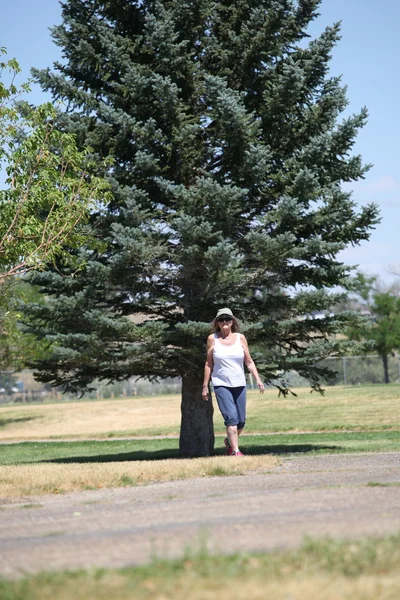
[2,431,400,466]
[1,430,400,497]
[1,384,400,498]
[1,384,400,440]
[1,534,399,599]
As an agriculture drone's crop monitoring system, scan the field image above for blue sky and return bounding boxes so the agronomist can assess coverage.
[1,0,399,284]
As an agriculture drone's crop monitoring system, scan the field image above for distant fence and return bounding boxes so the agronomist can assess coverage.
[283,355,400,387]
[0,371,183,404]
[1,355,399,404]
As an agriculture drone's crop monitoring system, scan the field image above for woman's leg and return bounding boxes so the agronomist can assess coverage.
[232,386,246,451]
[214,387,240,452]
[233,386,246,432]
[226,424,239,452]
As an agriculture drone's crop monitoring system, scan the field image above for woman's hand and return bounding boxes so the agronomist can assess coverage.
[257,380,265,394]
[202,385,209,401]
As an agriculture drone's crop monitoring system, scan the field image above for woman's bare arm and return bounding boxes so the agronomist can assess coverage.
[202,334,215,401]
[240,334,265,393]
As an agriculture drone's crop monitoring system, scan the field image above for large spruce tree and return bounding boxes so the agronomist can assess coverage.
[24,0,379,456]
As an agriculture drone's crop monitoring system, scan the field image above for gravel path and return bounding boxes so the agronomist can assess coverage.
[1,452,400,577]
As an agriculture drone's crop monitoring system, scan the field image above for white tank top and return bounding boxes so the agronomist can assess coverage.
[211,333,246,387]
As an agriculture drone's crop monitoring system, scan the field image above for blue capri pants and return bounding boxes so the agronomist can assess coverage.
[213,386,246,430]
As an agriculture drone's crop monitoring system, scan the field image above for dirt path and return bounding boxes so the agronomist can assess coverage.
[1,452,400,577]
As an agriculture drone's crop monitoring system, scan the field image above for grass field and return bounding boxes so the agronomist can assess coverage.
[1,534,400,599]
[2,388,400,596]
[1,430,400,497]
[3,431,400,466]
[1,384,400,498]
[1,384,400,440]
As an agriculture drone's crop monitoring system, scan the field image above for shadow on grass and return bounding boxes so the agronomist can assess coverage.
[0,416,38,429]
[45,444,341,464]
[242,444,341,456]
[47,449,180,463]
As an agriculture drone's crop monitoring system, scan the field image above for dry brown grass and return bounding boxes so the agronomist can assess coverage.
[0,394,182,440]
[0,455,278,498]
[4,569,400,599]
[246,384,400,433]
[143,573,400,600]
[2,385,400,441]
[114,573,399,600]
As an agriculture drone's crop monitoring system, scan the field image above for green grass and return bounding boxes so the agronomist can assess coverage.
[1,430,400,466]
[0,438,179,465]
[366,481,400,487]
[243,431,400,455]
[1,533,400,599]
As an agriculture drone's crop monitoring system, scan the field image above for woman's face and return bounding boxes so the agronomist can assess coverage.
[217,316,233,331]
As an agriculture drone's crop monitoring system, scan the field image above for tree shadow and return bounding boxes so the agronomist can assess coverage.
[47,448,180,463]
[0,416,38,430]
[44,444,341,464]
[241,443,341,455]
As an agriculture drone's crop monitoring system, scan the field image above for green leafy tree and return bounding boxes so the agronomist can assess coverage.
[347,274,400,384]
[0,281,49,371]
[0,48,111,374]
[371,294,400,384]
[23,0,379,456]
[0,48,111,280]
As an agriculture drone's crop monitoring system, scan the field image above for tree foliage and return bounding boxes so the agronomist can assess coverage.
[0,47,112,281]
[22,0,380,456]
[347,274,400,384]
[0,281,49,371]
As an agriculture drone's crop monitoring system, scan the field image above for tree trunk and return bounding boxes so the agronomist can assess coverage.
[179,372,214,457]
[382,353,390,384]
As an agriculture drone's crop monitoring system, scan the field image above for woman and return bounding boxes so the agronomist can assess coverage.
[202,308,265,456]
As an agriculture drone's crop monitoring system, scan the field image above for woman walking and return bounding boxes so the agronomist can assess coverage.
[202,308,265,456]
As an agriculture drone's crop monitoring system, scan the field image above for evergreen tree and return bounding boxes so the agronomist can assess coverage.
[23,0,379,456]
